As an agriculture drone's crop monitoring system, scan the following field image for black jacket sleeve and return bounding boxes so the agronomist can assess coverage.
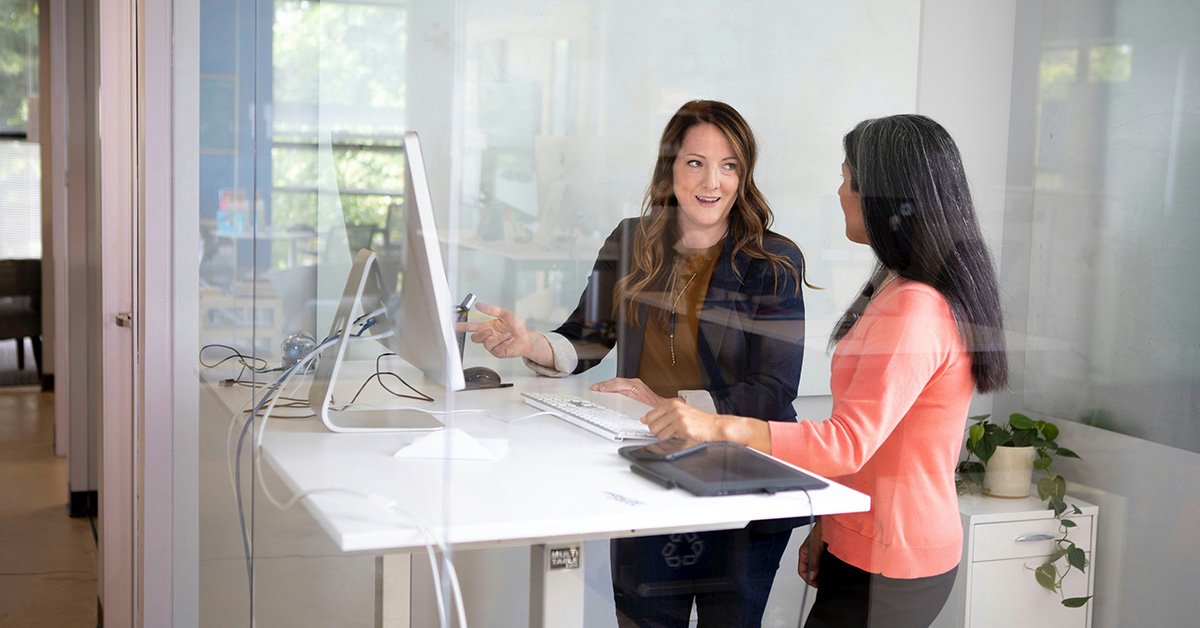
[550,219,635,373]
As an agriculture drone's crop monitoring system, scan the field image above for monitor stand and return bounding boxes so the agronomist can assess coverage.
[454,293,511,391]
[308,250,444,433]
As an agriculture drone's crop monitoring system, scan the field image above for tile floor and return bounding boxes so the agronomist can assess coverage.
[0,388,97,627]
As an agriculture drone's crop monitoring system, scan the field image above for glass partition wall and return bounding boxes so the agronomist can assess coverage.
[188,2,921,625]
[176,1,1200,627]
[195,2,425,625]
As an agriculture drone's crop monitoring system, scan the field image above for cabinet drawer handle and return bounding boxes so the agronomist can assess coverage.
[1015,533,1055,542]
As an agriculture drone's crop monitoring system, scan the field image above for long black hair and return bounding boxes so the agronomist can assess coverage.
[830,114,1008,393]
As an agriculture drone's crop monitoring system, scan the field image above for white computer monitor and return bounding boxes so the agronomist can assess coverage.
[307,132,465,433]
[394,131,467,391]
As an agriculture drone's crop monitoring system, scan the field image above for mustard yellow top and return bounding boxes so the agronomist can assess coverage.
[637,242,724,398]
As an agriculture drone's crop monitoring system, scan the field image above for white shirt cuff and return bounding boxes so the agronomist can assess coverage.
[678,389,717,414]
[521,332,578,377]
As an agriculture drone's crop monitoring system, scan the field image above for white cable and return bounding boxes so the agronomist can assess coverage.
[260,486,455,628]
[255,365,483,452]
[441,549,469,628]
[231,326,419,484]
[508,410,557,422]
[222,323,469,626]
[240,333,467,627]
[225,392,257,506]
[248,355,468,626]
[225,332,344,577]
[364,493,469,628]
[365,329,395,341]
[254,484,468,628]
[328,402,489,416]
[226,336,332,505]
[797,490,816,628]
[252,347,322,453]
[225,326,379,497]
[355,306,387,325]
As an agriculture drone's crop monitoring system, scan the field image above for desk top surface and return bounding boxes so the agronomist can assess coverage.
[956,489,1098,523]
[222,359,870,553]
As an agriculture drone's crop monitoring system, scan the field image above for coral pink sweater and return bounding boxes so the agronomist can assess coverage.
[769,279,973,579]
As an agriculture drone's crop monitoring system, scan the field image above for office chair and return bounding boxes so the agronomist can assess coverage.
[0,258,43,377]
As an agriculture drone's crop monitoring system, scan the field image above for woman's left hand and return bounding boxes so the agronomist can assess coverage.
[591,377,669,408]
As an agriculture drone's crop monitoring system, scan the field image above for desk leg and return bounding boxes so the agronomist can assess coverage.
[376,554,412,628]
[530,543,586,628]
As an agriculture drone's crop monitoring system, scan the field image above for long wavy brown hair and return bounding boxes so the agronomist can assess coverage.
[615,100,812,328]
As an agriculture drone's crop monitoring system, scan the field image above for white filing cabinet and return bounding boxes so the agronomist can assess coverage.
[931,491,1097,628]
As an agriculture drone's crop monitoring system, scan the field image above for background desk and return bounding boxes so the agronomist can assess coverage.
[236,360,869,628]
[448,230,603,318]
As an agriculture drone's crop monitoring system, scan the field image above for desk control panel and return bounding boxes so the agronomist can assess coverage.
[522,392,656,441]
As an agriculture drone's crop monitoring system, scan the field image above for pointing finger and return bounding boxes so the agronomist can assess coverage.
[494,307,521,327]
[474,302,505,318]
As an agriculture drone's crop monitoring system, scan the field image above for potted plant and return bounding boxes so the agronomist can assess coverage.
[959,412,1060,497]
[957,413,1092,608]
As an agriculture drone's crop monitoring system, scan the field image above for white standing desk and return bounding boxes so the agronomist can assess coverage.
[239,360,870,627]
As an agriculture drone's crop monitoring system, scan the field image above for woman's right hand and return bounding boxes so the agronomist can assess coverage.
[798,518,823,588]
[455,302,552,364]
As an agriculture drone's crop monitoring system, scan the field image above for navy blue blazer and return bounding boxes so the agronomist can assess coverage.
[553,218,809,534]
[554,217,806,423]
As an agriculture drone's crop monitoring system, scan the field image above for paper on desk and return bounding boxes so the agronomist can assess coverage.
[393,427,508,461]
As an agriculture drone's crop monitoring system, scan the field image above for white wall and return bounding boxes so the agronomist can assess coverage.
[61,0,96,498]
[794,0,1021,422]
[916,0,1019,422]
[996,0,1200,626]
[447,0,922,398]
[1015,0,1200,451]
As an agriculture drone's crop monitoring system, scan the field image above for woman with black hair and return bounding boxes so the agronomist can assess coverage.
[641,114,1008,628]
[459,100,814,627]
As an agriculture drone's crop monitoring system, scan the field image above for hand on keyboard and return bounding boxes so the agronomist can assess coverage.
[590,376,669,409]
[521,392,656,441]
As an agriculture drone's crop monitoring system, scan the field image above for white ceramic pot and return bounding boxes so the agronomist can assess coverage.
[984,446,1036,498]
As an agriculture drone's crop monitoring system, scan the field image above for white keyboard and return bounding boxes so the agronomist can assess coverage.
[521,392,656,441]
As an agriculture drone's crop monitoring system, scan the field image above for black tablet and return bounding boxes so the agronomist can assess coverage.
[619,441,828,497]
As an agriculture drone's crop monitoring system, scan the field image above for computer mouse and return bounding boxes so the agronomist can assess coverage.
[463,366,503,388]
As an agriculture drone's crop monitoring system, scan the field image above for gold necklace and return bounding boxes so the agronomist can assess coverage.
[872,273,900,301]
[668,248,716,366]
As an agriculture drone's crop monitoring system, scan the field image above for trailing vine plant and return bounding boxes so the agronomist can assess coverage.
[957,413,1092,608]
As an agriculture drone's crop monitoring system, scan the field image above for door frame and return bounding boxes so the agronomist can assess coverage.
[96,0,200,624]
[139,0,192,624]
[96,0,138,624]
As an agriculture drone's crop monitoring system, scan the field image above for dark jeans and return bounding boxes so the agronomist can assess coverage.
[805,545,958,628]
[611,526,792,628]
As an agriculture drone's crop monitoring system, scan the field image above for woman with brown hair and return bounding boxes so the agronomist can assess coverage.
[459,99,812,626]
